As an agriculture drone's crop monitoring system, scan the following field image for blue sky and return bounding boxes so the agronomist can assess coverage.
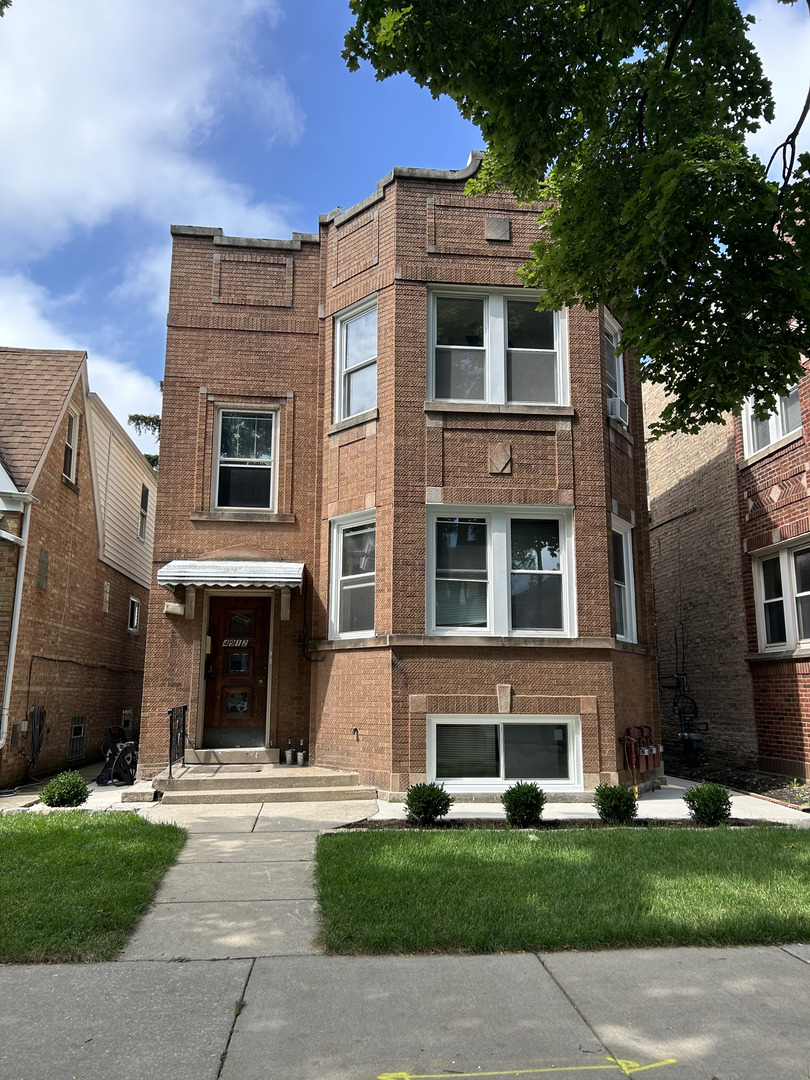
[0,0,806,457]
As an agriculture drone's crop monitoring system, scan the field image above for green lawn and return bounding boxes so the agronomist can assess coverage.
[0,811,185,962]
[316,827,810,953]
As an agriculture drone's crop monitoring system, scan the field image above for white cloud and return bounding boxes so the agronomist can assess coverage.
[111,244,173,324]
[746,1,810,168]
[0,274,162,454]
[0,0,303,263]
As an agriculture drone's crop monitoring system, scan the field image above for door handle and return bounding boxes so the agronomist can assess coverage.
[257,678,265,686]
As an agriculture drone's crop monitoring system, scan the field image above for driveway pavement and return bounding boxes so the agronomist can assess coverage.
[2,781,809,1080]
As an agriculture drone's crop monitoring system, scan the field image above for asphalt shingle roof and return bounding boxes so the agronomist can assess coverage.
[0,348,85,490]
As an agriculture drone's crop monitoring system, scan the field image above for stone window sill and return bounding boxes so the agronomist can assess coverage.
[327,409,378,436]
[740,428,803,469]
[309,634,647,653]
[190,510,295,524]
[424,401,575,418]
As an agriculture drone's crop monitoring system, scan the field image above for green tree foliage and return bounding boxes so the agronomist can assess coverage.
[345,1,810,435]
[128,413,161,470]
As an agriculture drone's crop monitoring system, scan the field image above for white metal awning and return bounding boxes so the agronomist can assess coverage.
[157,559,305,591]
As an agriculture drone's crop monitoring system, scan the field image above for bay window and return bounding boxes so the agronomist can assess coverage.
[428,506,575,637]
[429,289,568,406]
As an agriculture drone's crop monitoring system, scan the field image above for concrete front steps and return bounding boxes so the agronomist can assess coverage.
[151,763,377,806]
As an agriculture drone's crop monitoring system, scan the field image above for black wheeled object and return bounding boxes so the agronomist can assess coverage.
[96,726,139,786]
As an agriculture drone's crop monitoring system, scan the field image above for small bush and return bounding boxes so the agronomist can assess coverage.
[501,782,546,827]
[404,782,453,826]
[39,771,90,808]
[593,784,637,825]
[683,782,732,826]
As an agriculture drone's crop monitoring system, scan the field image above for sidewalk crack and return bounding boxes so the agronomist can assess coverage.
[216,957,255,1079]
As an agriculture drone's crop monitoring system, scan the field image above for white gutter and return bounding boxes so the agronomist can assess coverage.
[0,493,34,751]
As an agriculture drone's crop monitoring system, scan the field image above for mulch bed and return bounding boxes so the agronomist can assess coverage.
[665,752,810,809]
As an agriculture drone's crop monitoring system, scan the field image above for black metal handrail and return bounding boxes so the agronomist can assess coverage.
[167,704,188,779]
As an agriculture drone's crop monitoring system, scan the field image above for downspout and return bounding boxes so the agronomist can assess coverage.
[0,495,34,751]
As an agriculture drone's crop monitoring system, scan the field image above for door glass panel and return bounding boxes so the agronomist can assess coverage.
[228,612,252,636]
[225,692,249,715]
[504,724,569,780]
[228,653,250,674]
[436,724,499,778]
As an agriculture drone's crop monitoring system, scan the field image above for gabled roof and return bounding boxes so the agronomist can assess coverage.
[0,348,86,490]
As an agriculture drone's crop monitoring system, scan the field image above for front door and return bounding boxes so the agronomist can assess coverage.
[203,595,271,748]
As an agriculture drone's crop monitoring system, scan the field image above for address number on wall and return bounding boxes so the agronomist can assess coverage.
[222,638,250,647]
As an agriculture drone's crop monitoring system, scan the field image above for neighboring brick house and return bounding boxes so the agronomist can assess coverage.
[0,349,157,789]
[139,153,660,797]
[645,369,810,780]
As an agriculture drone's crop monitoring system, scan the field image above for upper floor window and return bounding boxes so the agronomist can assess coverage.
[428,290,568,406]
[335,298,377,422]
[215,409,275,510]
[612,518,636,643]
[138,484,149,540]
[63,409,79,482]
[744,387,801,458]
[329,511,376,639]
[755,542,810,651]
[427,506,575,637]
[604,313,628,425]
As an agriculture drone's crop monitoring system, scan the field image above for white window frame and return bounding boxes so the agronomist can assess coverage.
[611,516,637,644]
[102,581,110,613]
[213,405,278,511]
[753,536,810,652]
[604,311,626,407]
[427,287,570,407]
[63,408,79,483]
[128,597,140,633]
[138,484,149,541]
[742,387,802,460]
[427,714,583,794]
[329,509,377,640]
[334,295,378,423]
[426,504,576,638]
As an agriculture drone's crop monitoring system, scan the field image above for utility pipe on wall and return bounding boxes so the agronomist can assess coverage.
[0,495,34,751]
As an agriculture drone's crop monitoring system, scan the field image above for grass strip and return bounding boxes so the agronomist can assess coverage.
[316,826,810,954]
[0,811,186,962]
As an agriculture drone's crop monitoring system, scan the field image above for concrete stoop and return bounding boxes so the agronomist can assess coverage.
[149,762,376,805]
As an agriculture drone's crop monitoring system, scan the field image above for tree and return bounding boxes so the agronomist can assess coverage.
[345,0,810,435]
[128,413,160,470]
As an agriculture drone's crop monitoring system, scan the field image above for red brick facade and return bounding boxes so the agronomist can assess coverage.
[645,368,810,779]
[139,157,660,795]
[0,375,153,789]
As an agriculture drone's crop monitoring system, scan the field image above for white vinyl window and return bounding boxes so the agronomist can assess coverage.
[138,484,149,540]
[612,518,637,643]
[604,312,628,425]
[755,541,810,651]
[428,289,569,406]
[427,506,575,637]
[215,409,276,510]
[743,387,801,458]
[329,511,376,639]
[427,714,583,794]
[335,298,377,422]
[128,597,140,633]
[63,409,79,482]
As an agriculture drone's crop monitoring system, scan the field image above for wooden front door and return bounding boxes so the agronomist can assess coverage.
[203,595,271,748]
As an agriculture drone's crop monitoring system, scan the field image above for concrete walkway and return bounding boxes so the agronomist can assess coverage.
[3,781,810,1079]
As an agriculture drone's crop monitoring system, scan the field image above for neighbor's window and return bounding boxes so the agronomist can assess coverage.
[428,507,574,637]
[330,512,376,638]
[756,543,810,650]
[335,298,377,422]
[216,410,275,509]
[429,290,568,406]
[612,520,637,643]
[63,409,79,482]
[138,484,149,539]
[745,387,801,457]
[429,715,582,792]
[128,597,140,632]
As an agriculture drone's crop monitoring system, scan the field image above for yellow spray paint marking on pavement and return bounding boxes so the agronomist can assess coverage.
[378,1058,677,1079]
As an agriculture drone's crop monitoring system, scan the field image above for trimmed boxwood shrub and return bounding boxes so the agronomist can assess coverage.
[404,782,453,826]
[501,782,546,827]
[683,781,732,826]
[593,783,637,825]
[39,771,90,808]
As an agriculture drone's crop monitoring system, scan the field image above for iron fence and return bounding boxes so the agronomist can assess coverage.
[167,704,188,779]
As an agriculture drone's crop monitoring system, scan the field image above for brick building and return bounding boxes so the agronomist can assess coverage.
[0,349,156,789]
[645,369,810,779]
[139,153,660,797]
